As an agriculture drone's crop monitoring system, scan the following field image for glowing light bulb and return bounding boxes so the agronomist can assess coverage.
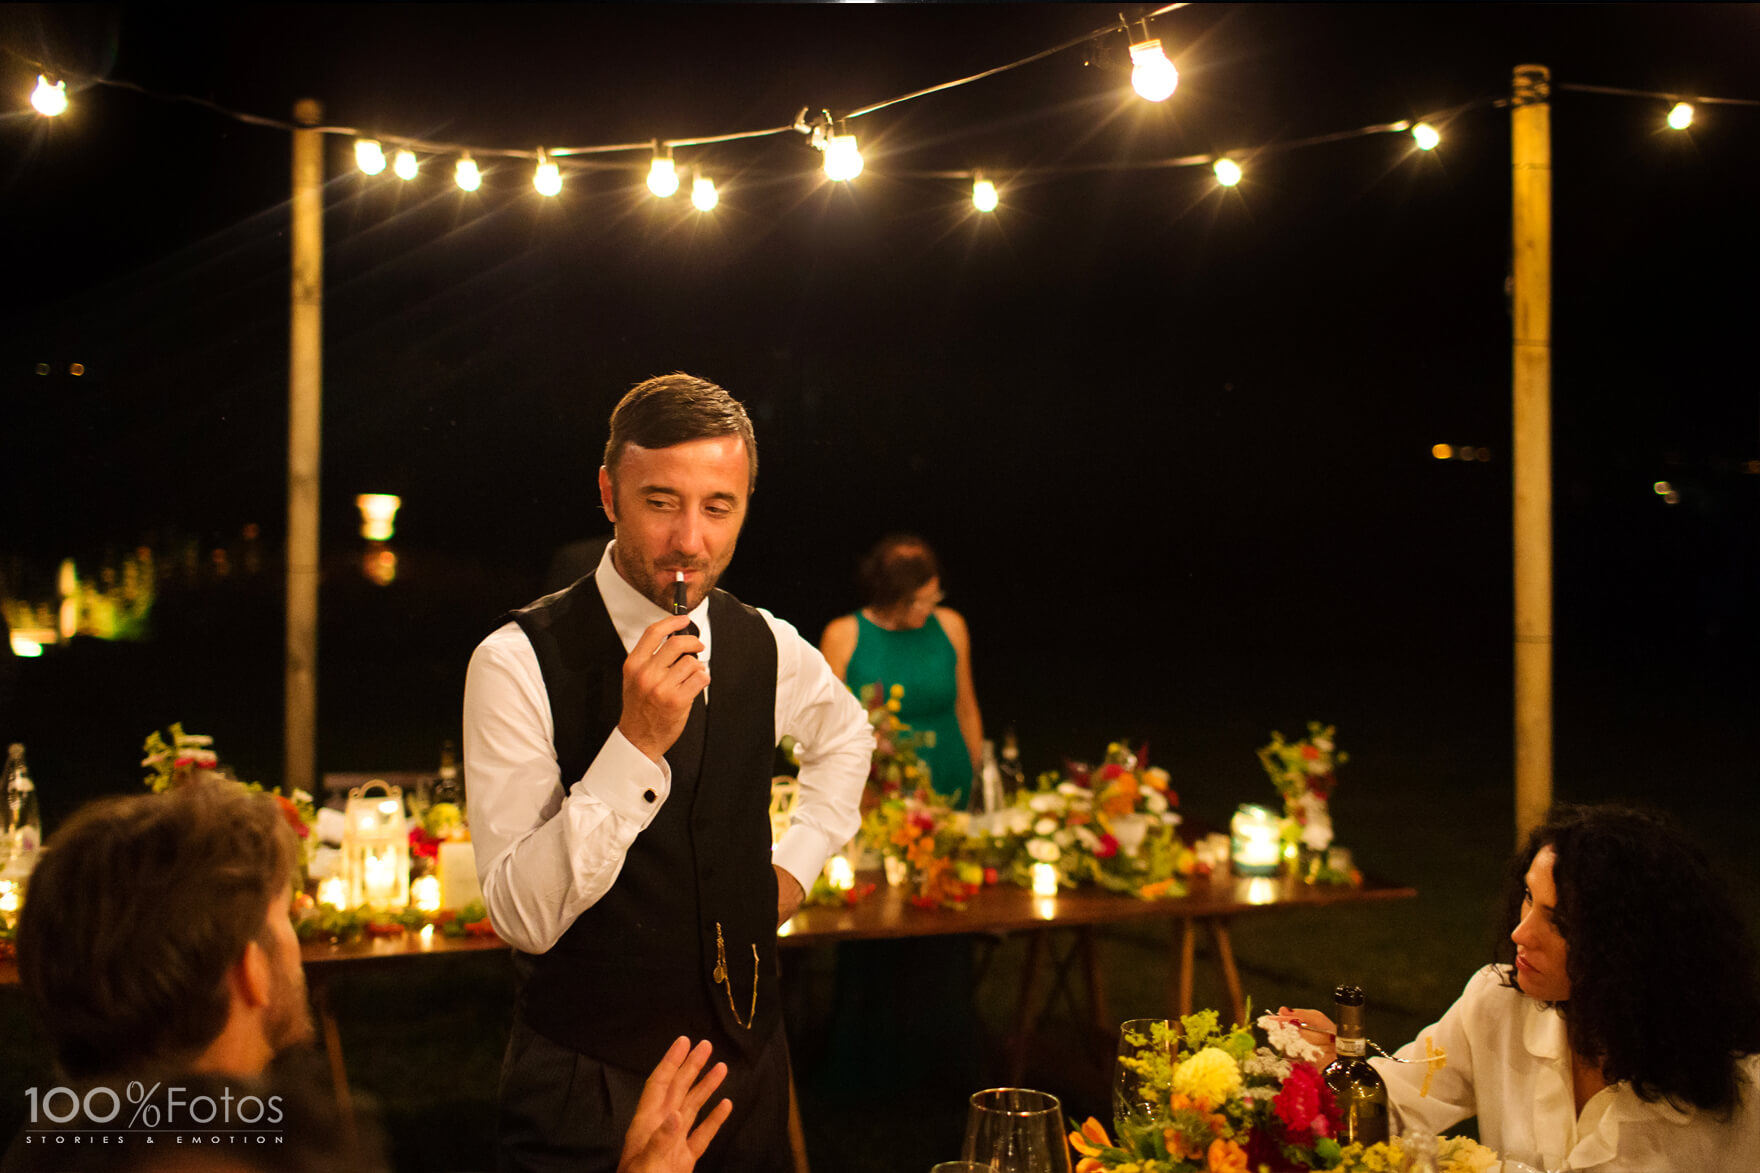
[534,153,562,197]
[823,133,863,181]
[647,154,679,198]
[972,176,999,212]
[455,155,481,192]
[393,148,418,180]
[355,139,387,175]
[1129,39,1179,102]
[1213,158,1242,187]
[31,75,68,117]
[1432,443,1454,460]
[1412,122,1441,151]
[1667,102,1694,131]
[691,174,719,211]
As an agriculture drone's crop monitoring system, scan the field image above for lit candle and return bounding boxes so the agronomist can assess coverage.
[1031,861,1059,897]
[0,879,19,922]
[318,876,346,910]
[363,850,396,905]
[1230,804,1283,876]
[411,874,441,913]
[826,854,855,891]
[438,841,481,910]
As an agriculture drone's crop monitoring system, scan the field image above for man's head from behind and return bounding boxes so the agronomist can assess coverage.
[600,373,759,611]
[17,779,308,1079]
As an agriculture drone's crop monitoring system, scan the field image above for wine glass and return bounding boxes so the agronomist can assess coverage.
[1113,1018,1170,1147]
[961,1088,1072,1173]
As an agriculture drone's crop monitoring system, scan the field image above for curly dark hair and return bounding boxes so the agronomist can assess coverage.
[1493,802,1760,1115]
[858,533,940,611]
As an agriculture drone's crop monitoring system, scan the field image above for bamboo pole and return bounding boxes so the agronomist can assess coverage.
[285,100,324,796]
[1511,66,1552,846]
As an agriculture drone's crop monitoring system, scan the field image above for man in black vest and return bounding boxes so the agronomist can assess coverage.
[464,373,872,1173]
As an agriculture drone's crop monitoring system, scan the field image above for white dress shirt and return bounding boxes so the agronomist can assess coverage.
[1374,966,1760,1171]
[462,542,872,956]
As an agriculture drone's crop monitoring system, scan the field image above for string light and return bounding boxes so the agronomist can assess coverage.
[393,148,418,181]
[691,174,719,211]
[824,130,864,181]
[30,74,68,117]
[533,150,562,197]
[1129,39,1180,103]
[455,154,481,192]
[972,172,999,212]
[355,138,387,175]
[647,145,679,197]
[1667,101,1694,130]
[1213,157,1243,186]
[1411,122,1441,150]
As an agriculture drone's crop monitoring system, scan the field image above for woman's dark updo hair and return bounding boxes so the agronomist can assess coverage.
[1493,802,1760,1114]
[858,534,940,611]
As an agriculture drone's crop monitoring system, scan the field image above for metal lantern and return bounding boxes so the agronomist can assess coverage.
[342,780,409,909]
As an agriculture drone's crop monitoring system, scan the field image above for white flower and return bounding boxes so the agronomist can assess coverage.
[1143,790,1169,814]
[1313,737,1333,753]
[1243,1048,1293,1081]
[1054,828,1075,848]
[1306,758,1328,775]
[1027,838,1061,863]
[1073,826,1099,850]
[1056,781,1086,798]
[1034,817,1059,837]
[1006,809,1034,836]
[1029,793,1059,813]
[1257,1014,1325,1064]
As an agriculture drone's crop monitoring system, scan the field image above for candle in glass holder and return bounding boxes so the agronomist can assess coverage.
[317,876,346,910]
[0,879,19,927]
[1031,861,1059,896]
[825,853,855,891]
[437,840,481,909]
[363,849,396,906]
[1230,804,1282,876]
[411,874,441,913]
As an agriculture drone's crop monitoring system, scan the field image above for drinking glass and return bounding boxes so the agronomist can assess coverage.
[961,1088,1072,1173]
[930,1164,991,1173]
[1113,1018,1170,1146]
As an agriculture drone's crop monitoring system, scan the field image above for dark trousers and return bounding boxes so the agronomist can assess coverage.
[498,1015,792,1173]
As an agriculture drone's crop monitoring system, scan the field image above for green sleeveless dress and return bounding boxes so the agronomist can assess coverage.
[843,610,972,807]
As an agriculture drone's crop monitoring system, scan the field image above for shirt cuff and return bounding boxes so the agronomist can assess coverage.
[568,728,671,824]
[771,827,834,895]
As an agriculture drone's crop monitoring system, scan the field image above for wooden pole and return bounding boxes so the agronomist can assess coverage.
[286,100,324,796]
[1511,66,1552,846]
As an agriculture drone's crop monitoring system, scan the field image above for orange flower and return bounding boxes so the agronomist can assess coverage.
[1139,879,1178,899]
[1075,1160,1104,1173]
[1206,1137,1247,1173]
[1068,1117,1112,1157]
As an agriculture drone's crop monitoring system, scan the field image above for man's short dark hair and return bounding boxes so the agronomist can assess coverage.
[16,780,299,1078]
[602,373,758,493]
[859,534,941,611]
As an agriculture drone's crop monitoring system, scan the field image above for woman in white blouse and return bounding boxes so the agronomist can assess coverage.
[1287,804,1760,1171]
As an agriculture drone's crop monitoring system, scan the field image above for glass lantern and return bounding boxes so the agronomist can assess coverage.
[1230,803,1283,877]
[342,780,410,909]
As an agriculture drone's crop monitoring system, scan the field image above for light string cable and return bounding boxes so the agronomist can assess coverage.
[1555,81,1760,108]
[1,6,1192,165]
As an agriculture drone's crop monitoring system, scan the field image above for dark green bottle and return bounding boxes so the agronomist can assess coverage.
[1323,984,1389,1146]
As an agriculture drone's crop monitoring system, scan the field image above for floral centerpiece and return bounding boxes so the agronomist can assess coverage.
[858,681,936,795]
[1070,1010,1496,1173]
[1008,742,1194,899]
[859,787,983,910]
[1256,722,1352,884]
[142,723,317,866]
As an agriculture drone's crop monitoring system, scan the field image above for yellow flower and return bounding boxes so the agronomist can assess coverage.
[1206,1137,1247,1173]
[1171,1046,1243,1107]
[1069,1117,1113,1158]
[889,683,905,698]
[886,698,901,712]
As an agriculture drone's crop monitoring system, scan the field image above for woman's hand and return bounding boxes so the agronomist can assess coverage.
[1279,1006,1339,1068]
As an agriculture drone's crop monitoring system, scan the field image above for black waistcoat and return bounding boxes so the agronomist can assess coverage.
[504,573,781,1070]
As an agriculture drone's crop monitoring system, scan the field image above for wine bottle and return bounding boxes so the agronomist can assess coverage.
[1323,984,1389,1146]
[432,739,464,809]
[998,729,1026,796]
[4,744,42,876]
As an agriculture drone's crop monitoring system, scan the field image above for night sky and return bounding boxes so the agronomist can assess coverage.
[1,4,1755,824]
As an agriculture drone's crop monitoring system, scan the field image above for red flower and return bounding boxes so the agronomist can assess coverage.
[273,794,309,838]
[1097,762,1126,781]
[983,867,999,885]
[409,826,442,860]
[1301,745,1321,760]
[1094,833,1119,860]
[1271,1062,1338,1140]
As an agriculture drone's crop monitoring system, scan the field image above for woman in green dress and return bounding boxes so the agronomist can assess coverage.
[819,534,984,806]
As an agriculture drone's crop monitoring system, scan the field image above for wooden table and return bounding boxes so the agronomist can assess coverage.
[0,868,1413,1173]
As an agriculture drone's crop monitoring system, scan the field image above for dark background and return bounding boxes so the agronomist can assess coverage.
[2,5,1757,1169]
